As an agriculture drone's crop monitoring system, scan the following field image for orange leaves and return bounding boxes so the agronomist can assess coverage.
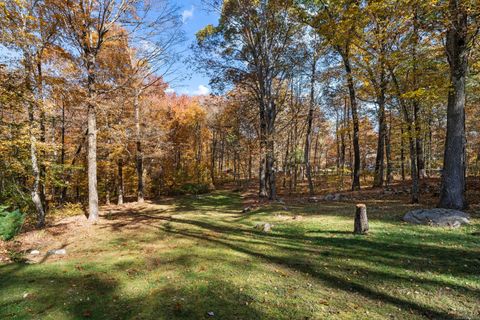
[140,91,211,190]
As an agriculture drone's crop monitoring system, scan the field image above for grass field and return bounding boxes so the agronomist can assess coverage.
[1,191,479,319]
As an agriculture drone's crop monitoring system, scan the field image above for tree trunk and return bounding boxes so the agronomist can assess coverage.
[412,11,426,181]
[51,114,57,201]
[354,204,368,235]
[340,98,347,176]
[248,144,253,181]
[283,131,290,188]
[414,101,426,179]
[266,136,276,199]
[37,61,47,212]
[24,55,45,227]
[407,120,419,203]
[373,106,386,188]
[105,172,111,206]
[400,125,406,181]
[304,54,317,196]
[390,69,419,203]
[211,131,216,185]
[263,97,277,200]
[259,110,268,197]
[117,159,124,205]
[134,89,144,203]
[313,130,320,177]
[219,133,224,176]
[427,118,433,176]
[373,67,387,188]
[86,54,99,221]
[60,100,67,203]
[28,101,45,227]
[342,54,361,190]
[439,0,468,209]
[385,113,393,186]
[335,110,340,170]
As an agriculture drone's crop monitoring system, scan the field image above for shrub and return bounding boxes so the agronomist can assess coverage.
[50,202,84,219]
[0,206,25,241]
[164,183,212,196]
[180,183,211,195]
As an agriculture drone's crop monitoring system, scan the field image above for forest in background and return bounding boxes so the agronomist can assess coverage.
[1,0,480,228]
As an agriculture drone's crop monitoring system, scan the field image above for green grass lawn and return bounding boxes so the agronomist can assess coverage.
[1,191,479,319]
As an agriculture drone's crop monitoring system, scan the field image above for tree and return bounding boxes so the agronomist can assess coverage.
[304,43,319,196]
[56,0,139,221]
[439,0,479,209]
[195,0,301,199]
[125,1,183,202]
[297,0,364,191]
[1,0,59,227]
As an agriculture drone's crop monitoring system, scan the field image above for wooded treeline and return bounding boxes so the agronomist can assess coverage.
[195,0,480,206]
[1,0,480,227]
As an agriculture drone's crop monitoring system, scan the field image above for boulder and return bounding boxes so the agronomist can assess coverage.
[254,223,272,232]
[323,194,333,201]
[403,208,470,228]
[47,249,67,255]
[242,207,251,213]
[324,193,341,201]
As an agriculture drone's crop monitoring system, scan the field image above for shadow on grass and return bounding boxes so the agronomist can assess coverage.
[159,224,477,320]
[7,191,476,319]
[0,258,267,319]
[232,199,423,225]
[101,204,479,318]
[174,192,243,214]
[100,195,479,282]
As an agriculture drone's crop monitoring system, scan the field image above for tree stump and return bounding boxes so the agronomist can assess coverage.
[354,204,369,234]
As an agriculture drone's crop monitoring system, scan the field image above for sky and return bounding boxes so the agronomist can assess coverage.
[169,0,220,96]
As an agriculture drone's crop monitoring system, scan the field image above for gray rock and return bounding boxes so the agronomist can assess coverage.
[324,194,334,201]
[324,193,342,201]
[48,249,67,255]
[403,208,470,227]
[242,207,251,213]
[30,250,40,255]
[254,223,272,232]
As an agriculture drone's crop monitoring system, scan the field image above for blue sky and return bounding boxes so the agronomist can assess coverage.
[170,0,219,96]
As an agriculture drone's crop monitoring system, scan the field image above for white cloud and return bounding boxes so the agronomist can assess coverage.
[194,85,210,96]
[182,6,194,23]
[165,87,175,94]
